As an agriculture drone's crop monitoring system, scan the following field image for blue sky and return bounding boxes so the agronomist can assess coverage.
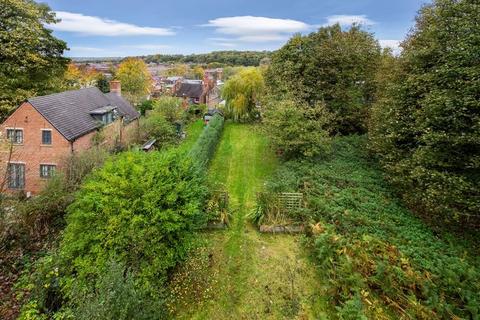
[40,0,428,57]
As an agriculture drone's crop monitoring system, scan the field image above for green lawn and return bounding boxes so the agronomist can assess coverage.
[175,119,205,152]
[168,123,328,319]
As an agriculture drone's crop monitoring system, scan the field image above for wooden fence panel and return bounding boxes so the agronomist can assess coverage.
[278,192,303,211]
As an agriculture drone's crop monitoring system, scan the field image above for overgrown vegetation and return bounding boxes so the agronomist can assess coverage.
[139,96,185,148]
[262,99,333,159]
[0,148,108,319]
[257,136,480,318]
[265,24,381,135]
[18,151,201,318]
[17,115,225,319]
[369,0,480,225]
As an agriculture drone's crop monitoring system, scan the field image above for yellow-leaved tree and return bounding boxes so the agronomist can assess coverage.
[116,58,152,105]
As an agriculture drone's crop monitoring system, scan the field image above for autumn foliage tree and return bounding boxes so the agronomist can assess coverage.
[369,0,480,224]
[115,58,152,105]
[0,0,68,120]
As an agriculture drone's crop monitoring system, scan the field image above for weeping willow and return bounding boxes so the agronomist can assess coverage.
[222,67,264,122]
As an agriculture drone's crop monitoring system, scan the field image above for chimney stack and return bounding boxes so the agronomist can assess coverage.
[109,80,121,96]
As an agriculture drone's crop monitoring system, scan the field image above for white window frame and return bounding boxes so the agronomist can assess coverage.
[7,162,25,189]
[39,163,56,179]
[6,128,24,144]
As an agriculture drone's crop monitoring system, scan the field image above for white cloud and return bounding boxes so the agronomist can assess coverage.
[51,11,175,36]
[207,37,237,48]
[323,15,375,27]
[203,16,310,43]
[69,46,106,53]
[379,39,402,55]
[122,44,171,50]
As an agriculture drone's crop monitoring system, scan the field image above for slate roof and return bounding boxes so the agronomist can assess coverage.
[28,87,139,141]
[174,82,204,99]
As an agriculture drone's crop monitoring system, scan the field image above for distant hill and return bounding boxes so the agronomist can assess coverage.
[71,51,273,66]
[142,51,272,66]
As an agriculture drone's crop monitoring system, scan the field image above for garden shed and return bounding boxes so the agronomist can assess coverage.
[204,109,224,125]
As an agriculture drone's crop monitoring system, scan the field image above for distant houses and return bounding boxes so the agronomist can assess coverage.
[172,75,222,108]
[0,81,139,195]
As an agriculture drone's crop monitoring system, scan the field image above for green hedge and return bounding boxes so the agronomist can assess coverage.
[189,114,224,170]
[260,136,480,319]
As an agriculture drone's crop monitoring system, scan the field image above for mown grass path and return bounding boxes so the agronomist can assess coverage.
[170,123,327,319]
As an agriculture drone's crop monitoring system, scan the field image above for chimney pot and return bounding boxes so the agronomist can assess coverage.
[109,80,121,96]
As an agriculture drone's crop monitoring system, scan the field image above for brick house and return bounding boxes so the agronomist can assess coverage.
[0,81,139,195]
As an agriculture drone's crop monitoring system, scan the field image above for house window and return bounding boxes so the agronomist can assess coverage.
[41,130,52,145]
[95,111,115,125]
[6,129,23,144]
[8,163,25,189]
[40,164,56,178]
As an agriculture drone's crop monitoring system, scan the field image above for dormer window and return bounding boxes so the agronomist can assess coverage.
[90,106,117,125]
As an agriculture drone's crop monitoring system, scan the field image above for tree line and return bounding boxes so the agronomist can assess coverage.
[260,0,480,226]
[143,50,272,67]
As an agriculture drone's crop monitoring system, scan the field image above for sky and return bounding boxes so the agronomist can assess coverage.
[39,0,428,57]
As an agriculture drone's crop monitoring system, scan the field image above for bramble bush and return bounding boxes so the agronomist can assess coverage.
[260,136,480,319]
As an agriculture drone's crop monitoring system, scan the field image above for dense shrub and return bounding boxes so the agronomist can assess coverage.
[149,96,184,123]
[189,114,224,170]
[139,114,178,147]
[70,261,162,320]
[261,136,480,318]
[139,97,186,147]
[265,24,381,134]
[263,99,333,159]
[369,0,480,225]
[19,149,207,317]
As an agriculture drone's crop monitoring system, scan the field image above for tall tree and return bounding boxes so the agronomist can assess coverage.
[263,99,333,159]
[95,73,110,93]
[222,67,264,121]
[265,25,381,134]
[0,0,69,120]
[369,0,480,224]
[192,66,205,80]
[116,58,152,105]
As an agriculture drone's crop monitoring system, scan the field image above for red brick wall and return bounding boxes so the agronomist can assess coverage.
[72,130,95,151]
[0,103,92,195]
[0,103,140,195]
